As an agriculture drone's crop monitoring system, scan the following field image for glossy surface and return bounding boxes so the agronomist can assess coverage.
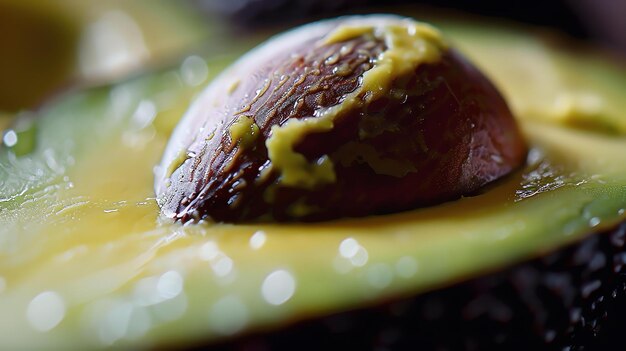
[1,20,625,350]
[156,16,526,222]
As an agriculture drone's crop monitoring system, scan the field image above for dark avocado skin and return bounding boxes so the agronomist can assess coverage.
[188,222,626,351]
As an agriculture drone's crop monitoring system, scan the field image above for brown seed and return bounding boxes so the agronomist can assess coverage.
[155,15,526,222]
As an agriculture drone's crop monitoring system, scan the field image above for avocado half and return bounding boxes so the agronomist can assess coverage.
[1,15,625,351]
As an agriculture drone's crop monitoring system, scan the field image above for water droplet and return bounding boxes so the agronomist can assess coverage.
[208,295,249,335]
[339,238,360,258]
[261,270,296,306]
[490,154,503,164]
[2,119,37,156]
[338,238,368,267]
[618,208,625,216]
[156,270,183,299]
[181,55,209,86]
[131,100,157,129]
[97,301,133,345]
[210,254,234,277]
[133,276,162,306]
[26,291,66,332]
[395,256,418,278]
[350,247,369,267]
[526,148,543,165]
[367,263,393,289]
[198,241,219,261]
[43,148,64,174]
[2,129,17,147]
[249,231,267,250]
[325,53,340,65]
[589,217,601,228]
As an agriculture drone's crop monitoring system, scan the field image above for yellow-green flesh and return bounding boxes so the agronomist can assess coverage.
[1,20,626,350]
[0,0,212,112]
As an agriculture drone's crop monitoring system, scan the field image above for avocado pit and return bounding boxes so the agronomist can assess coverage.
[155,15,527,222]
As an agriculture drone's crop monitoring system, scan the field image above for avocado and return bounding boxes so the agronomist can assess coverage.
[155,16,527,223]
[1,15,625,351]
[0,0,212,112]
[0,0,78,112]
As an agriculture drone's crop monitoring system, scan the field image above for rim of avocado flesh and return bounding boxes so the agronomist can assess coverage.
[207,223,626,350]
[0,17,625,350]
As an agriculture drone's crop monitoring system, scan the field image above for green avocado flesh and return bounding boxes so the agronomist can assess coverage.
[0,0,212,113]
[1,19,625,350]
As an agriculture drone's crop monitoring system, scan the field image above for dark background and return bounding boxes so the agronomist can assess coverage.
[201,0,626,55]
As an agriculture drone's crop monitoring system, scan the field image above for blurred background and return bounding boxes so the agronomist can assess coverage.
[0,0,624,116]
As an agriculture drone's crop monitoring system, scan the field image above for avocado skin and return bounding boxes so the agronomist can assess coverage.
[191,222,626,350]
